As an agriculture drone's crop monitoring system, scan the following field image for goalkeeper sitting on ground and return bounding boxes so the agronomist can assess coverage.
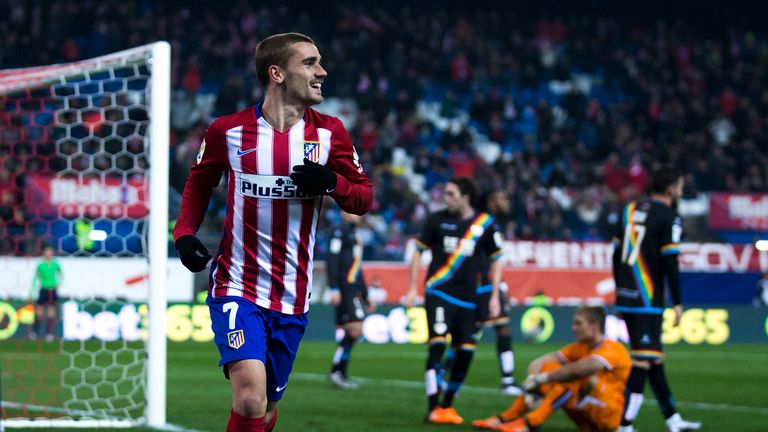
[472,306,631,432]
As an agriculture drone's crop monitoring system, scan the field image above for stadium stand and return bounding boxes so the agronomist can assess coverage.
[2,0,767,261]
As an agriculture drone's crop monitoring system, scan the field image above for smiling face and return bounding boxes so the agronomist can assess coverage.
[281,41,327,107]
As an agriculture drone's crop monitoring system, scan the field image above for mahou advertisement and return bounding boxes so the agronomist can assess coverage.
[26,174,148,218]
[710,192,768,230]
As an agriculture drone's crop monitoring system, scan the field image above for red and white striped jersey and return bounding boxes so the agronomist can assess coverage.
[173,105,373,315]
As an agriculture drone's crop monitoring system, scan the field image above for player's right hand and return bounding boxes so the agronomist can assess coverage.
[672,304,683,326]
[175,235,212,273]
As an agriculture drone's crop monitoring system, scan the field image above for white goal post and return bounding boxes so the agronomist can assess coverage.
[0,42,170,429]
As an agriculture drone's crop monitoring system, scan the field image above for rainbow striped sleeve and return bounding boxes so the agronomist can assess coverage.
[414,239,429,251]
[661,243,680,255]
[489,249,504,261]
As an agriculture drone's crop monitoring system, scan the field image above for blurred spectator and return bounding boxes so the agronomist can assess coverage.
[3,1,768,259]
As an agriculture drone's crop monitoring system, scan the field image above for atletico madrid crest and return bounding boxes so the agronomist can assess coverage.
[303,140,320,163]
[227,329,245,349]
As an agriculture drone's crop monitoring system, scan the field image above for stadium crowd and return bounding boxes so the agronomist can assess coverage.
[1,0,767,259]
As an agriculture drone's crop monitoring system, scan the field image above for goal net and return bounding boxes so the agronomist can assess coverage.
[0,42,170,429]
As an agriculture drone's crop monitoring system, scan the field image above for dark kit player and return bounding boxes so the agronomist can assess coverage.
[612,165,700,432]
[327,210,372,390]
[406,177,504,425]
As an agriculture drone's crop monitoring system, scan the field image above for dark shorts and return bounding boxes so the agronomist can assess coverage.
[36,289,58,305]
[425,291,477,347]
[335,294,365,326]
[475,285,510,325]
[622,313,664,361]
[207,296,308,401]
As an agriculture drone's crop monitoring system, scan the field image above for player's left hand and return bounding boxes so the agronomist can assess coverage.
[290,158,337,195]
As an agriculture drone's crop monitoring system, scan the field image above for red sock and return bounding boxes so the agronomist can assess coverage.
[226,409,265,432]
[265,408,278,432]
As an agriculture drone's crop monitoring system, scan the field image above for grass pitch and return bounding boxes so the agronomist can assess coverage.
[3,340,768,431]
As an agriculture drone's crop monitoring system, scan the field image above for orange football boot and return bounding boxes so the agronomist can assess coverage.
[427,406,464,424]
[497,418,529,432]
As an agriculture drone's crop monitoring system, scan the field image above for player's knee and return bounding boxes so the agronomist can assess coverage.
[495,324,510,337]
[346,327,362,339]
[233,389,267,418]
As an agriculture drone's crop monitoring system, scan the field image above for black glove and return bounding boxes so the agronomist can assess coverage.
[290,158,338,195]
[175,235,212,273]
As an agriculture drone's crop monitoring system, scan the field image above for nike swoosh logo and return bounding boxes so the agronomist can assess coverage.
[236,148,258,156]
[275,384,287,392]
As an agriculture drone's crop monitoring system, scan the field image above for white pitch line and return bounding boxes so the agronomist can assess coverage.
[291,372,768,416]
[0,401,206,432]
[152,423,207,432]
[298,349,768,362]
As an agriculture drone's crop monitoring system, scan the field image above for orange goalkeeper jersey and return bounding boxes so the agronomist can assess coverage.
[557,339,631,412]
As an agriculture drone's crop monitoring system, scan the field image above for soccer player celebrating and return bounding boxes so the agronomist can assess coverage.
[612,165,700,432]
[326,210,372,390]
[406,177,504,425]
[173,33,372,432]
[472,306,631,432]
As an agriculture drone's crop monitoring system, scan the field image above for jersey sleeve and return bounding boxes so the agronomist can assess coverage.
[172,120,229,242]
[557,342,587,363]
[612,204,627,285]
[415,214,439,252]
[660,211,683,256]
[613,205,626,250]
[661,210,683,304]
[30,264,41,294]
[327,119,373,215]
[590,341,628,371]
[481,219,504,262]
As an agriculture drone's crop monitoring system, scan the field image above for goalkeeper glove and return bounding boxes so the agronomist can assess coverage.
[290,158,338,195]
[175,235,212,273]
[522,372,549,392]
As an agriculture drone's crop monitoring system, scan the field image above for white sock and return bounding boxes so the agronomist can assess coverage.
[500,351,514,374]
[624,393,644,421]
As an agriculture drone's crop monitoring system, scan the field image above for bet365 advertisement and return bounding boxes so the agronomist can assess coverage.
[0,301,766,344]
